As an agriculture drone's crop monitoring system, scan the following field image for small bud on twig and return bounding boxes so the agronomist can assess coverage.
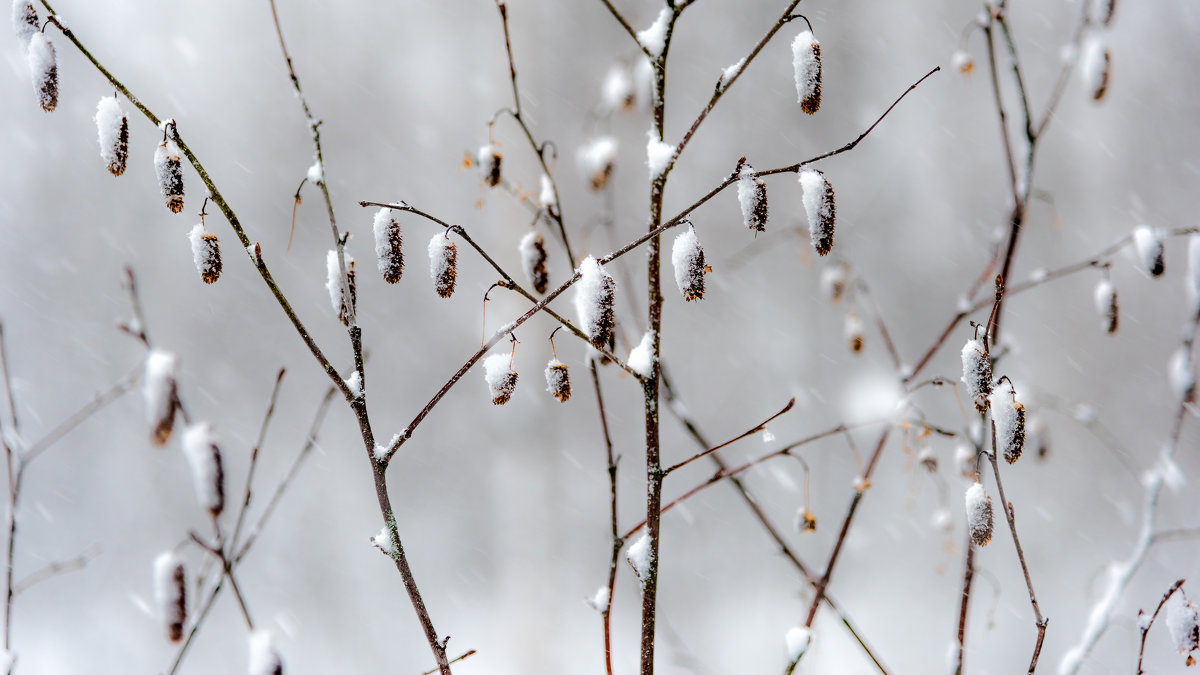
[735,158,768,233]
[519,231,550,294]
[181,422,225,517]
[154,140,185,214]
[800,168,836,256]
[428,231,457,298]
[820,263,849,303]
[791,30,822,114]
[143,350,179,446]
[951,50,975,75]
[153,551,187,643]
[188,224,221,284]
[671,224,706,302]
[373,209,403,284]
[574,256,616,350]
[794,507,817,533]
[95,96,129,176]
[965,481,994,547]
[26,30,56,112]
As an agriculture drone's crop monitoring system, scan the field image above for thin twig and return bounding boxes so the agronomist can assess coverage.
[590,363,620,675]
[1135,579,1186,675]
[662,398,795,475]
[230,367,287,555]
[12,545,101,595]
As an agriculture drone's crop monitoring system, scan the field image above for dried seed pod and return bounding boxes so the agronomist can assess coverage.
[325,250,356,326]
[799,168,836,256]
[478,144,502,188]
[142,350,179,446]
[1081,36,1111,102]
[844,310,864,354]
[989,379,1026,464]
[181,422,225,517]
[95,96,129,176]
[538,174,557,215]
[1093,279,1118,333]
[671,224,706,302]
[519,231,550,294]
[27,30,56,112]
[249,630,285,675]
[154,140,185,213]
[12,0,37,44]
[372,209,403,284]
[428,232,457,298]
[820,263,849,303]
[1166,592,1200,655]
[791,30,822,114]
[153,552,187,643]
[483,352,518,405]
[952,50,975,75]
[573,256,616,349]
[960,336,992,412]
[187,224,221,284]
[1133,225,1165,277]
[735,158,768,233]
[965,481,994,547]
[794,507,817,533]
[544,358,571,402]
[577,136,618,191]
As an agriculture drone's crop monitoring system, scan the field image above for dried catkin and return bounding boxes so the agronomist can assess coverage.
[735,158,768,233]
[965,481,994,547]
[478,144,502,188]
[573,256,616,350]
[483,353,517,405]
[799,168,835,256]
[1081,37,1111,102]
[95,96,129,176]
[142,350,179,446]
[671,224,706,302]
[428,232,457,298]
[187,224,221,284]
[325,250,356,326]
[961,337,992,413]
[1133,225,1165,277]
[27,30,56,112]
[154,140,185,214]
[153,552,187,643]
[372,209,403,284]
[544,359,570,402]
[844,310,864,354]
[1093,279,1118,333]
[794,507,817,533]
[791,30,822,114]
[12,1,37,44]
[519,231,550,294]
[989,379,1026,464]
[578,136,618,191]
[181,422,225,517]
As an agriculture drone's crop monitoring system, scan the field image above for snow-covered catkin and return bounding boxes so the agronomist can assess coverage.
[820,263,848,303]
[794,507,816,533]
[1093,279,1118,333]
[844,310,864,354]
[95,96,129,176]
[372,209,403,284]
[428,232,457,298]
[735,158,768,233]
[519,231,550,294]
[154,141,185,214]
[965,481,994,547]
[574,256,616,350]
[989,379,1025,464]
[800,168,836,256]
[188,224,221,284]
[325,250,356,326]
[12,0,37,44]
[153,552,187,643]
[578,136,618,191]
[961,337,992,412]
[27,30,56,112]
[1133,225,1165,277]
[671,225,706,302]
[143,350,179,446]
[791,30,822,115]
[601,61,635,113]
[544,358,570,402]
[1169,347,1196,403]
[249,630,284,675]
[483,353,517,405]
[182,423,225,517]
[478,144,502,188]
[1081,36,1111,102]
[1166,592,1200,655]
[538,174,557,215]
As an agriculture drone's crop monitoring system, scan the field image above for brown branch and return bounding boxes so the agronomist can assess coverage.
[595,0,652,56]
[229,367,287,555]
[1136,579,1187,675]
[590,363,620,675]
[662,397,795,475]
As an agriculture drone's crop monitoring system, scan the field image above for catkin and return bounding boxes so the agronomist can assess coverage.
[478,144,502,188]
[153,552,187,643]
[799,168,836,256]
[671,224,706,302]
[95,96,129,176]
[961,337,992,413]
[791,31,822,115]
[428,232,457,298]
[965,482,994,547]
[188,224,221,284]
[735,158,768,233]
[545,359,571,402]
[519,231,550,294]
[372,209,403,284]
[154,140,185,214]
[574,256,616,350]
[27,31,57,112]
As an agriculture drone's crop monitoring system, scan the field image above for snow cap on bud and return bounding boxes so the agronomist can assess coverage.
[577,136,618,191]
[143,350,179,446]
[961,336,992,412]
[1081,36,1111,101]
[736,158,768,233]
[428,232,457,298]
[626,533,652,585]
[785,626,812,662]
[12,0,37,44]
[791,31,822,114]
[1133,225,1165,277]
[1169,346,1196,403]
[95,96,129,176]
[182,423,225,517]
[1166,591,1200,656]
[519,231,550,294]
[951,50,975,75]
[372,209,403,284]
[800,168,836,256]
[544,359,570,402]
[188,224,222,284]
[483,352,518,405]
[794,507,817,533]
[989,379,1026,464]
[325,250,356,326]
[1093,279,1118,333]
[154,140,185,214]
[965,481,994,547]
[574,256,616,350]
[26,31,56,112]
[249,630,284,675]
[844,310,864,354]
[153,551,187,643]
[478,144,502,188]
[820,263,849,303]
[671,224,706,302]
[627,331,655,379]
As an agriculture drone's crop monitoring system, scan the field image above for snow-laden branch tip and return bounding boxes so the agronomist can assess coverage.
[637,7,670,57]
[248,630,284,675]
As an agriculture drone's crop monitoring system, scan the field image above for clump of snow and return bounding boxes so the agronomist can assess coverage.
[799,168,835,255]
[12,0,37,45]
[626,533,653,584]
[143,350,179,446]
[736,160,768,233]
[671,224,705,302]
[372,434,399,462]
[370,527,394,556]
[1166,591,1200,654]
[538,174,557,212]
[761,428,775,443]
[1132,225,1165,277]
[573,256,616,349]
[153,551,187,642]
[248,630,284,675]
[1093,279,1118,333]
[586,586,610,613]
[1080,35,1110,101]
[960,337,992,412]
[483,352,518,405]
[95,96,129,176]
[965,482,993,547]
[325,249,356,325]
[306,160,323,184]
[646,133,675,181]
[627,331,655,378]
[601,62,635,113]
[1169,347,1195,403]
[988,379,1025,464]
[633,56,654,109]
[932,508,953,532]
[577,136,618,191]
[519,231,549,294]
[637,7,671,56]
[345,371,363,399]
[188,224,222,284]
[181,422,225,517]
[720,57,746,88]
[791,31,822,114]
[26,30,56,112]
[373,209,403,284]
[785,626,812,662]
